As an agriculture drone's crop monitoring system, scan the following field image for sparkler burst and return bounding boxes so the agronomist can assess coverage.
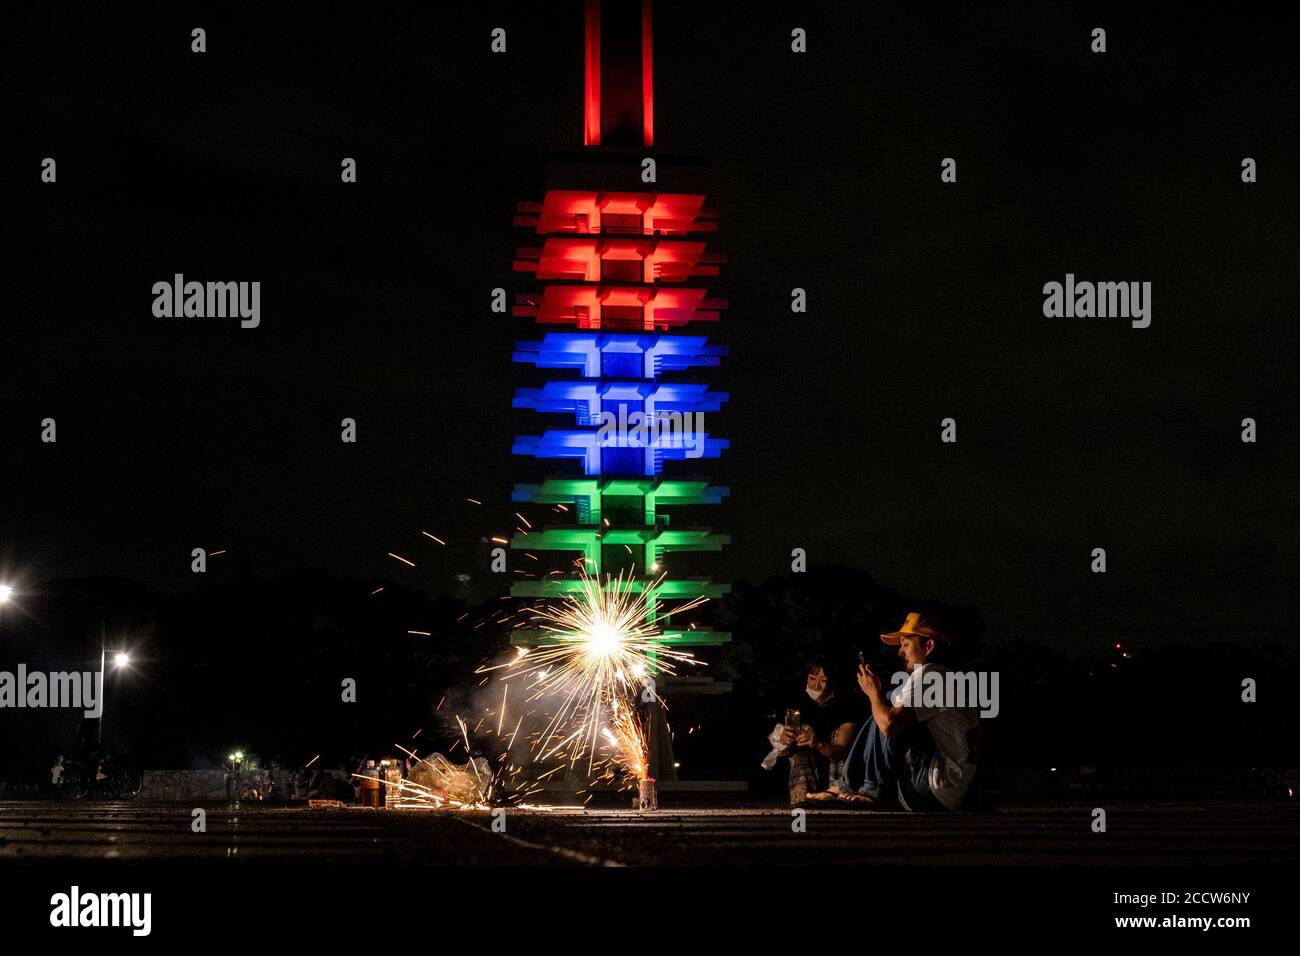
[484,568,704,782]
[376,499,709,806]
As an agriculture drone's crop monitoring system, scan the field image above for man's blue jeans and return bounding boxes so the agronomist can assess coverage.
[835,713,947,811]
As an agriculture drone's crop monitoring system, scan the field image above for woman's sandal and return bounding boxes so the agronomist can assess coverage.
[801,790,843,803]
[837,791,888,808]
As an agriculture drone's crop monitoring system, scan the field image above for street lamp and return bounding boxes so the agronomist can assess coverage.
[0,583,13,604]
[97,625,135,747]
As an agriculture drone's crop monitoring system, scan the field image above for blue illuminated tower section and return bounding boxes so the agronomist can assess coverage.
[507,3,731,751]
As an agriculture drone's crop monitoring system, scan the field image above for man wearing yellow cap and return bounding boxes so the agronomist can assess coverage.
[807,611,981,810]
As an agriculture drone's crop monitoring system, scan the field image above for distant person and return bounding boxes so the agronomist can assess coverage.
[769,660,857,805]
[808,612,980,811]
[73,718,98,760]
[358,759,383,808]
[294,762,313,799]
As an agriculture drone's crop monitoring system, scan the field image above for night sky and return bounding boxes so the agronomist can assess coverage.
[4,2,1298,650]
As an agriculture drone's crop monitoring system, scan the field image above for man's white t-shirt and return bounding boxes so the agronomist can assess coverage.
[891,663,981,810]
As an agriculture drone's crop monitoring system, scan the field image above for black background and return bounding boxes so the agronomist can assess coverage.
[1,0,1297,931]
[6,2,1297,644]
[2,2,1298,770]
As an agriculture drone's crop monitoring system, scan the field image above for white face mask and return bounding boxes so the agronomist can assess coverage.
[806,687,824,702]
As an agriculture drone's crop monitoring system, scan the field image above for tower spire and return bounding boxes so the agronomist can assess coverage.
[584,0,654,147]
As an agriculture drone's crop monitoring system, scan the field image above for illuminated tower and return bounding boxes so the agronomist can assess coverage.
[509,0,730,780]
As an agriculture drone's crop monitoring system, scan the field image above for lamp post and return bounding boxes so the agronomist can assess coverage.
[98,624,107,746]
[97,623,131,747]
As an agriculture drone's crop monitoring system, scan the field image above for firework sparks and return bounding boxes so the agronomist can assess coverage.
[603,696,648,780]
[369,498,705,807]
[481,569,704,782]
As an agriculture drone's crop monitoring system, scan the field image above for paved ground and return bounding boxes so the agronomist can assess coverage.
[0,799,1295,866]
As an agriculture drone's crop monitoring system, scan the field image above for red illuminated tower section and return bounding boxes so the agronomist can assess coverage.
[584,0,655,148]
[509,0,731,781]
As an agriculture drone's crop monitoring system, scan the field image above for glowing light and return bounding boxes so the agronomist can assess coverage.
[584,0,601,145]
[584,622,621,658]
[641,0,654,146]
[113,653,130,668]
[0,584,12,604]
[487,569,704,781]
